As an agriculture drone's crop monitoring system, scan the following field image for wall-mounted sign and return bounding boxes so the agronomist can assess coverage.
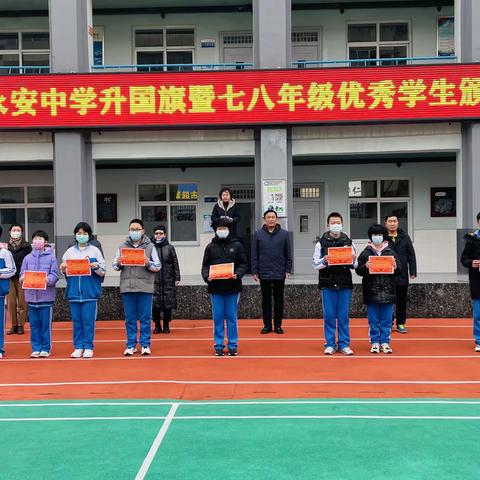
[262,180,287,217]
[437,16,455,57]
[201,39,216,48]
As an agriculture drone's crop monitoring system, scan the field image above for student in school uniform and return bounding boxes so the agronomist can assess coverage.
[60,222,106,359]
[20,230,59,358]
[113,219,161,356]
[0,226,16,359]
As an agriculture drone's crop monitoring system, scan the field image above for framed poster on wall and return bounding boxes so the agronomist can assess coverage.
[97,193,117,223]
[437,16,455,57]
[431,188,456,217]
[262,180,287,217]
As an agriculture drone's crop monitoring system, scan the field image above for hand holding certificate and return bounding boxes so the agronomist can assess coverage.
[368,256,395,274]
[327,246,354,266]
[66,259,91,276]
[120,248,146,266]
[23,271,47,290]
[209,263,235,280]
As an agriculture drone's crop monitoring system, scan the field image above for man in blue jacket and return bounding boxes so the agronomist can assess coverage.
[252,210,292,334]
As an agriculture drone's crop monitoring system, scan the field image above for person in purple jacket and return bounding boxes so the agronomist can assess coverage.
[20,230,59,358]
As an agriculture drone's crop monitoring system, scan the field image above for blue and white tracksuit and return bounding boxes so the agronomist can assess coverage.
[0,247,16,354]
[63,243,106,351]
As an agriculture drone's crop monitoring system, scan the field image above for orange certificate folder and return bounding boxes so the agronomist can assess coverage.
[23,271,47,290]
[120,248,146,266]
[66,259,91,276]
[327,246,353,266]
[369,255,394,274]
[209,263,235,280]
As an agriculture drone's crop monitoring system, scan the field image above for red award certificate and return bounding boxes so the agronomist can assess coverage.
[23,271,47,290]
[327,246,353,266]
[66,258,91,276]
[209,263,235,280]
[369,256,394,274]
[120,248,146,266]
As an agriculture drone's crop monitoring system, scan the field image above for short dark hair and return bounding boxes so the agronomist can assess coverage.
[368,223,387,240]
[154,225,167,234]
[263,209,278,218]
[477,212,480,223]
[129,218,144,228]
[327,212,343,223]
[74,222,93,238]
[384,214,398,222]
[219,187,233,199]
[9,223,23,232]
[32,230,49,241]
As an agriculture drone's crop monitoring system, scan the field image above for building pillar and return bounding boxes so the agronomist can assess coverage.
[457,0,480,269]
[49,0,95,257]
[252,0,293,233]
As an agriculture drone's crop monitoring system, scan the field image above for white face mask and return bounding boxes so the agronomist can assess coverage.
[10,231,21,240]
[371,235,384,246]
[329,224,343,234]
[216,229,229,239]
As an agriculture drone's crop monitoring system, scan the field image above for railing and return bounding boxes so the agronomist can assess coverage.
[91,62,254,72]
[0,65,50,74]
[291,55,458,68]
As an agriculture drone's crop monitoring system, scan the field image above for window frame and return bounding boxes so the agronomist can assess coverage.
[137,182,199,245]
[133,26,195,71]
[347,177,412,241]
[346,20,411,66]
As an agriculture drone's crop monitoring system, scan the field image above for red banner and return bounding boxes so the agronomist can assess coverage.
[1,64,480,129]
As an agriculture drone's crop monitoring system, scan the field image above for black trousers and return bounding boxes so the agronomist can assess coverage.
[394,285,409,326]
[260,279,285,328]
[153,306,172,329]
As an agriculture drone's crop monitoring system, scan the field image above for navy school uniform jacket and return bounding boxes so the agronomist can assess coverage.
[0,247,16,296]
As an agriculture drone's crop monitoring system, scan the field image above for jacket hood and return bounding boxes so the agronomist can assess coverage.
[367,240,390,253]
[31,245,54,257]
[320,231,351,242]
[217,198,235,209]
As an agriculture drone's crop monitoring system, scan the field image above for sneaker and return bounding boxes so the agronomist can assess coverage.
[214,348,224,356]
[324,346,336,355]
[124,347,136,356]
[339,346,354,355]
[70,349,83,358]
[141,346,151,355]
[228,348,238,356]
[396,325,407,334]
[39,351,50,357]
[475,344,480,352]
[30,351,41,358]
[260,327,272,334]
[370,343,380,354]
[0,352,3,358]
[82,349,94,358]
[381,343,393,354]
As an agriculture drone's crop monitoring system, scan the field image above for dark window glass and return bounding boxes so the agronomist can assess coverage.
[171,205,196,241]
[0,187,24,204]
[348,24,376,43]
[27,186,54,203]
[0,33,18,50]
[166,29,194,47]
[379,45,408,65]
[0,208,24,241]
[166,51,193,70]
[135,30,163,47]
[350,202,377,239]
[141,205,168,237]
[136,51,164,71]
[380,23,409,42]
[348,180,377,198]
[22,32,49,50]
[380,202,408,234]
[138,184,167,202]
[380,180,409,197]
[28,207,54,241]
[349,46,377,67]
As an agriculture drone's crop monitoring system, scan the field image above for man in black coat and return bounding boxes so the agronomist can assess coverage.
[252,210,292,334]
[202,218,248,356]
[460,212,480,352]
[385,214,417,334]
[151,225,180,334]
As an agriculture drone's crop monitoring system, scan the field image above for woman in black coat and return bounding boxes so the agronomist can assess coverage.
[211,187,240,239]
[151,225,180,334]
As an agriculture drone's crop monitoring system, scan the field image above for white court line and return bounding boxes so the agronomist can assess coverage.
[135,403,179,480]
[0,416,167,422]
[1,354,480,363]
[1,379,480,388]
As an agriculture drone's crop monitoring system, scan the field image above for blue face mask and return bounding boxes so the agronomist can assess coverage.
[76,234,89,245]
[371,235,384,246]
[129,231,142,242]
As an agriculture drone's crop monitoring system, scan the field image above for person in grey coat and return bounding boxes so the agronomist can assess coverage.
[151,225,180,334]
[252,209,292,334]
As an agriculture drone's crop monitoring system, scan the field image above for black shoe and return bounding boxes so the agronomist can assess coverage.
[153,327,161,334]
[274,327,284,334]
[228,348,238,356]
[7,326,18,335]
[260,327,272,334]
[163,324,170,334]
[17,326,24,335]
[214,348,224,356]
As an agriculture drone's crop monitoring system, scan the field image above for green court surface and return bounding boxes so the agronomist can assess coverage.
[0,400,479,480]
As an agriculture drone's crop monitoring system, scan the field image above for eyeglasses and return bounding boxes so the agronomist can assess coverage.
[129,228,143,232]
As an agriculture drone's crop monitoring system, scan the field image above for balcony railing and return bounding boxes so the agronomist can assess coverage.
[91,62,254,72]
[0,66,50,74]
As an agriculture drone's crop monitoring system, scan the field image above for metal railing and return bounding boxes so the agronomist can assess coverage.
[0,65,50,74]
[91,62,254,72]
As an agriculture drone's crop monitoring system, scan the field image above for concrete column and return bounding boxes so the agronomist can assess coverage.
[253,0,293,233]
[457,0,480,270]
[49,0,95,258]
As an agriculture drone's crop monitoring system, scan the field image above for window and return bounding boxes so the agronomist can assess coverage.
[0,31,49,74]
[348,179,410,239]
[347,22,409,67]
[138,183,198,242]
[292,29,322,69]
[134,28,194,71]
[0,185,54,242]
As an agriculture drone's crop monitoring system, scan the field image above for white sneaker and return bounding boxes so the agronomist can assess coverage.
[124,347,136,356]
[0,352,3,358]
[324,346,336,355]
[475,344,480,352]
[381,343,393,354]
[31,351,41,358]
[340,346,354,355]
[370,343,380,354]
[82,349,94,358]
[39,351,50,357]
[141,346,151,355]
[70,349,83,358]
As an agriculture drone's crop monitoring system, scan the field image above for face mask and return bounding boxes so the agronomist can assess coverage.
[216,229,229,239]
[32,239,45,250]
[329,224,343,234]
[129,231,142,242]
[155,236,166,244]
[76,234,89,245]
[10,231,21,240]
[371,235,384,246]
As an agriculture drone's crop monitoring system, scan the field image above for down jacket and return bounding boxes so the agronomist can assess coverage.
[151,239,180,310]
